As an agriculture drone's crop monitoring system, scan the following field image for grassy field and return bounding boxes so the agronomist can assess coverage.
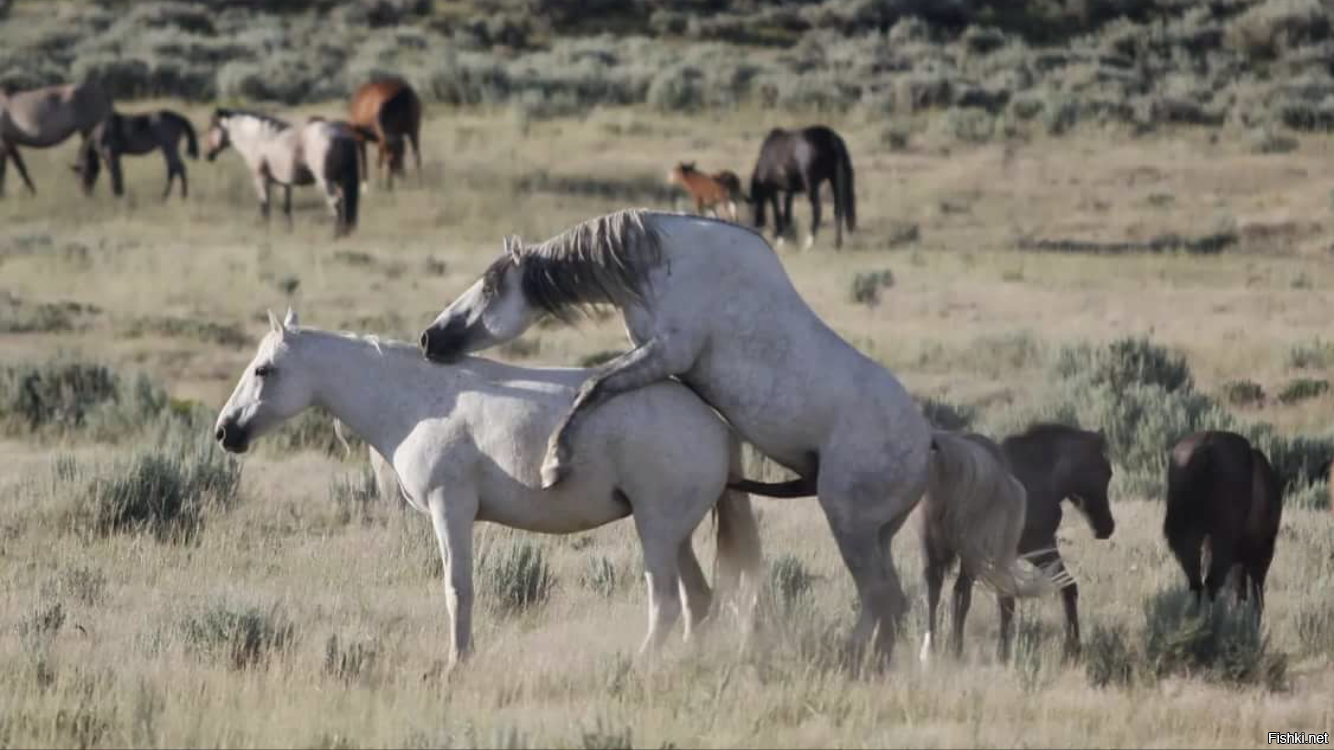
[2,102,1334,748]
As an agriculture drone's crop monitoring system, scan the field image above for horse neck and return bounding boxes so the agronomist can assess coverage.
[294,332,452,463]
[228,117,285,160]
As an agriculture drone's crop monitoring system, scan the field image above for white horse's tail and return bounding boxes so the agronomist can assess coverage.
[715,442,764,624]
[928,431,1071,598]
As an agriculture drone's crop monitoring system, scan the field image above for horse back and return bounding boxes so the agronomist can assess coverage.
[348,78,417,128]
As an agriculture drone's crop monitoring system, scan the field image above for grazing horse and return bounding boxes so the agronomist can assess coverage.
[914,431,1072,664]
[749,125,857,250]
[72,109,198,199]
[668,162,748,222]
[422,209,967,665]
[1165,430,1283,620]
[0,80,112,196]
[215,310,763,666]
[204,109,360,237]
[348,77,422,189]
[919,424,1115,662]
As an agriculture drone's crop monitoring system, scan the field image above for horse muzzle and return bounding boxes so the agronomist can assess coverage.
[419,326,464,364]
[214,420,249,454]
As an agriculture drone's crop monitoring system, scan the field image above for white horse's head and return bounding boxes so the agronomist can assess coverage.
[420,236,542,362]
[204,109,233,162]
[214,307,313,453]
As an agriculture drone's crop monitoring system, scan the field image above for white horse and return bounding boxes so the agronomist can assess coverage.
[214,309,763,665]
[418,208,1046,664]
[204,109,360,237]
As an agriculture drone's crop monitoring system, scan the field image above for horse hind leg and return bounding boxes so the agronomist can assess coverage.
[540,336,695,489]
[805,182,821,251]
[949,569,974,659]
[1167,526,1206,605]
[919,549,947,664]
[634,515,684,657]
[8,146,36,195]
[677,538,713,643]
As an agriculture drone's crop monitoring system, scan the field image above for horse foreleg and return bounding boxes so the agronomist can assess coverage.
[998,594,1016,663]
[782,192,795,244]
[8,146,36,195]
[282,185,293,232]
[253,174,272,223]
[541,337,691,489]
[427,488,478,666]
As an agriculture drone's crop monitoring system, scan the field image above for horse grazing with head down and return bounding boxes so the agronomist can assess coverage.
[0,80,112,196]
[668,162,748,222]
[749,125,856,250]
[205,108,360,237]
[421,209,1032,667]
[348,77,422,189]
[216,309,763,666]
[1165,430,1283,620]
[72,108,198,199]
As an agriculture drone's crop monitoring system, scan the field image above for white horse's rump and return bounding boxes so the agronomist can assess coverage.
[421,208,933,664]
[215,310,762,665]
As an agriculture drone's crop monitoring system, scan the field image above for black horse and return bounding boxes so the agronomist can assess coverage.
[749,125,857,250]
[72,108,198,199]
[1165,430,1283,621]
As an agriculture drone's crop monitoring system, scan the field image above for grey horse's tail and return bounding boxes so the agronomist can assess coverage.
[927,431,1070,598]
[831,131,856,232]
[714,441,764,629]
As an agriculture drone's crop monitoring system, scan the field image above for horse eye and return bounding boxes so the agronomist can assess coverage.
[254,365,274,378]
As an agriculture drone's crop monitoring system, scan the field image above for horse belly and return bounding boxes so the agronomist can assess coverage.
[477,479,630,534]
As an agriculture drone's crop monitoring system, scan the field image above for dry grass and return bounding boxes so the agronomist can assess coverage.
[2,102,1334,747]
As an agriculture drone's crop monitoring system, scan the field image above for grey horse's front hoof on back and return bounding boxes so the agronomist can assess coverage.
[539,442,571,489]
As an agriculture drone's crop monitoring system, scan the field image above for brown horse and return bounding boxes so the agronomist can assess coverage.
[72,108,198,199]
[347,77,422,189]
[0,80,112,196]
[668,162,748,222]
[921,423,1115,661]
[1165,430,1283,621]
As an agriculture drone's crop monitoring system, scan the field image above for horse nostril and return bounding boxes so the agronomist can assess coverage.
[420,330,432,351]
[215,425,227,443]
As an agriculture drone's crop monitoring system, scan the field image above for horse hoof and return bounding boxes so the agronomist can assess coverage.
[919,633,933,665]
[803,234,815,251]
[775,236,786,249]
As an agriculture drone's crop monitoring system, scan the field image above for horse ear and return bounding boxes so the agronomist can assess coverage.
[504,235,523,264]
[283,307,299,329]
[267,309,282,334]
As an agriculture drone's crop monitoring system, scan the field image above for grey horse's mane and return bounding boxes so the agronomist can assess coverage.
[482,208,666,322]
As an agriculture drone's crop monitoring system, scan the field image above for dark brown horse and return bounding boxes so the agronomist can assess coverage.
[749,125,857,250]
[922,423,1115,662]
[1165,430,1283,620]
[348,77,422,189]
[72,109,197,199]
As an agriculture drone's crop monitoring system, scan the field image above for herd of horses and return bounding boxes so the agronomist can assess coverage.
[213,207,1286,669]
[0,78,422,237]
[1,76,1293,671]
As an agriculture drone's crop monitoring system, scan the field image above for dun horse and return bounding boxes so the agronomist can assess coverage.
[668,162,747,222]
[205,109,360,237]
[348,77,422,189]
[0,80,112,196]
[72,109,198,199]
[919,424,1115,662]
[216,310,762,665]
[421,209,1027,665]
[749,125,857,250]
[1165,430,1283,620]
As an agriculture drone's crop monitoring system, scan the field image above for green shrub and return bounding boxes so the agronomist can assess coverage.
[1055,337,1193,394]
[769,554,814,609]
[324,633,378,684]
[1287,339,1334,369]
[0,360,171,439]
[483,541,556,614]
[73,437,242,542]
[1084,624,1136,688]
[1142,589,1287,691]
[850,269,895,307]
[180,603,296,670]
[1219,379,1265,407]
[1278,377,1329,404]
[580,556,618,598]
